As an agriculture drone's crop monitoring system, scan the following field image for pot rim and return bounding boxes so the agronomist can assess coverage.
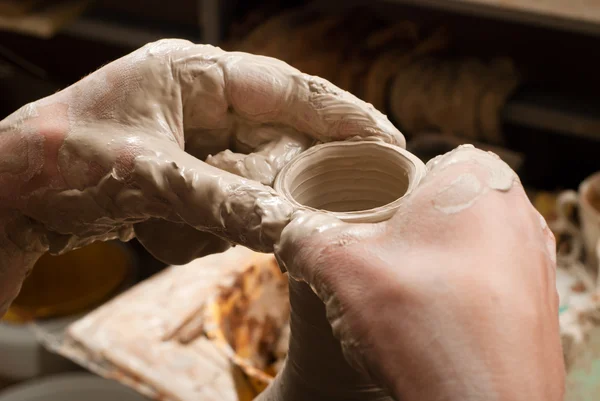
[274,141,426,223]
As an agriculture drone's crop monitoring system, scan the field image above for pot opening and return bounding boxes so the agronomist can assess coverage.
[279,142,417,213]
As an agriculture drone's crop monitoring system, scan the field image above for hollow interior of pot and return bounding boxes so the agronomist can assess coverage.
[285,143,414,213]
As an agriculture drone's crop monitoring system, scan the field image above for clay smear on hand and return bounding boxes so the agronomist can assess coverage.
[433,173,483,214]
[427,144,518,214]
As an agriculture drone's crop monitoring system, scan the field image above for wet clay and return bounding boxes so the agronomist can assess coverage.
[256,279,392,401]
[273,140,425,276]
[257,141,425,401]
[0,39,407,313]
[432,173,483,214]
[0,38,404,254]
[427,144,518,214]
[274,141,426,224]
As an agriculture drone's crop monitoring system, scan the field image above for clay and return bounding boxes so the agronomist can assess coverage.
[205,128,312,186]
[424,145,517,216]
[432,173,483,214]
[427,145,517,189]
[554,172,600,273]
[389,57,520,143]
[272,141,426,278]
[257,279,392,401]
[0,39,406,318]
[274,141,425,224]
[257,141,425,401]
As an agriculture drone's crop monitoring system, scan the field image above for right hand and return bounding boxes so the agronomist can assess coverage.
[275,146,564,401]
[0,39,402,316]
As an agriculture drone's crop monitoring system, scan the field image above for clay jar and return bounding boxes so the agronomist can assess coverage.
[555,172,600,276]
[274,141,426,223]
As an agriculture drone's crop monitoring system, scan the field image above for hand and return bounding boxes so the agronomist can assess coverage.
[0,39,404,315]
[274,146,564,401]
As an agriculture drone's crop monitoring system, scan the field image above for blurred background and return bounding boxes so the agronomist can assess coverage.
[2,0,599,188]
[0,0,599,400]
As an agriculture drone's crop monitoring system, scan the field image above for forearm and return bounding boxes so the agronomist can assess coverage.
[360,256,564,401]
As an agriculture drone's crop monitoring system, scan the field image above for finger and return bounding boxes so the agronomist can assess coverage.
[205,125,311,185]
[118,143,295,253]
[274,211,378,282]
[134,219,230,265]
[223,52,405,146]
[170,43,405,146]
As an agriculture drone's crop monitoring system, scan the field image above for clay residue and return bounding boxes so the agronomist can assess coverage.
[584,180,600,214]
[274,211,345,275]
[273,142,426,228]
[427,144,517,192]
[0,39,407,269]
[206,127,311,186]
[433,173,483,214]
[423,145,519,216]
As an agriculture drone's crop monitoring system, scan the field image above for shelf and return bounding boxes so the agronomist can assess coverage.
[62,16,198,49]
[380,0,600,37]
[503,87,600,142]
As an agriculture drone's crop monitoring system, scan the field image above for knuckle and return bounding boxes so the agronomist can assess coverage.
[143,38,194,52]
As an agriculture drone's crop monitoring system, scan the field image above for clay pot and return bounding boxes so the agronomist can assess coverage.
[274,141,426,223]
[205,142,425,399]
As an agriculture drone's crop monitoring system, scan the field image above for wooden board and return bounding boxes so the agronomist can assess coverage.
[41,247,273,401]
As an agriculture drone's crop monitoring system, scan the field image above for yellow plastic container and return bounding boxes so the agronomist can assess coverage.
[2,241,133,324]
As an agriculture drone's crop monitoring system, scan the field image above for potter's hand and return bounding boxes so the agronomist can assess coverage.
[0,39,403,314]
[274,146,564,401]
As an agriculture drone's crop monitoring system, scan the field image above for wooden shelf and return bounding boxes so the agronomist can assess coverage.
[380,0,600,37]
[5,0,234,48]
[503,87,600,142]
[63,16,198,48]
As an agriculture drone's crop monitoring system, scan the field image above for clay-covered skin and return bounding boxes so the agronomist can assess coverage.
[0,39,404,316]
[0,38,563,401]
[274,146,564,401]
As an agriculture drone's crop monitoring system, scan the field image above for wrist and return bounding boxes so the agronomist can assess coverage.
[366,315,563,401]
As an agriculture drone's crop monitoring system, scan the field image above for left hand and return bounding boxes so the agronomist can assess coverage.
[0,39,404,315]
[272,146,563,401]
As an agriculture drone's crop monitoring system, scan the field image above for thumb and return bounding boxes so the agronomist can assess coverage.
[274,210,377,285]
[260,278,389,401]
[274,211,345,280]
[264,212,389,401]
